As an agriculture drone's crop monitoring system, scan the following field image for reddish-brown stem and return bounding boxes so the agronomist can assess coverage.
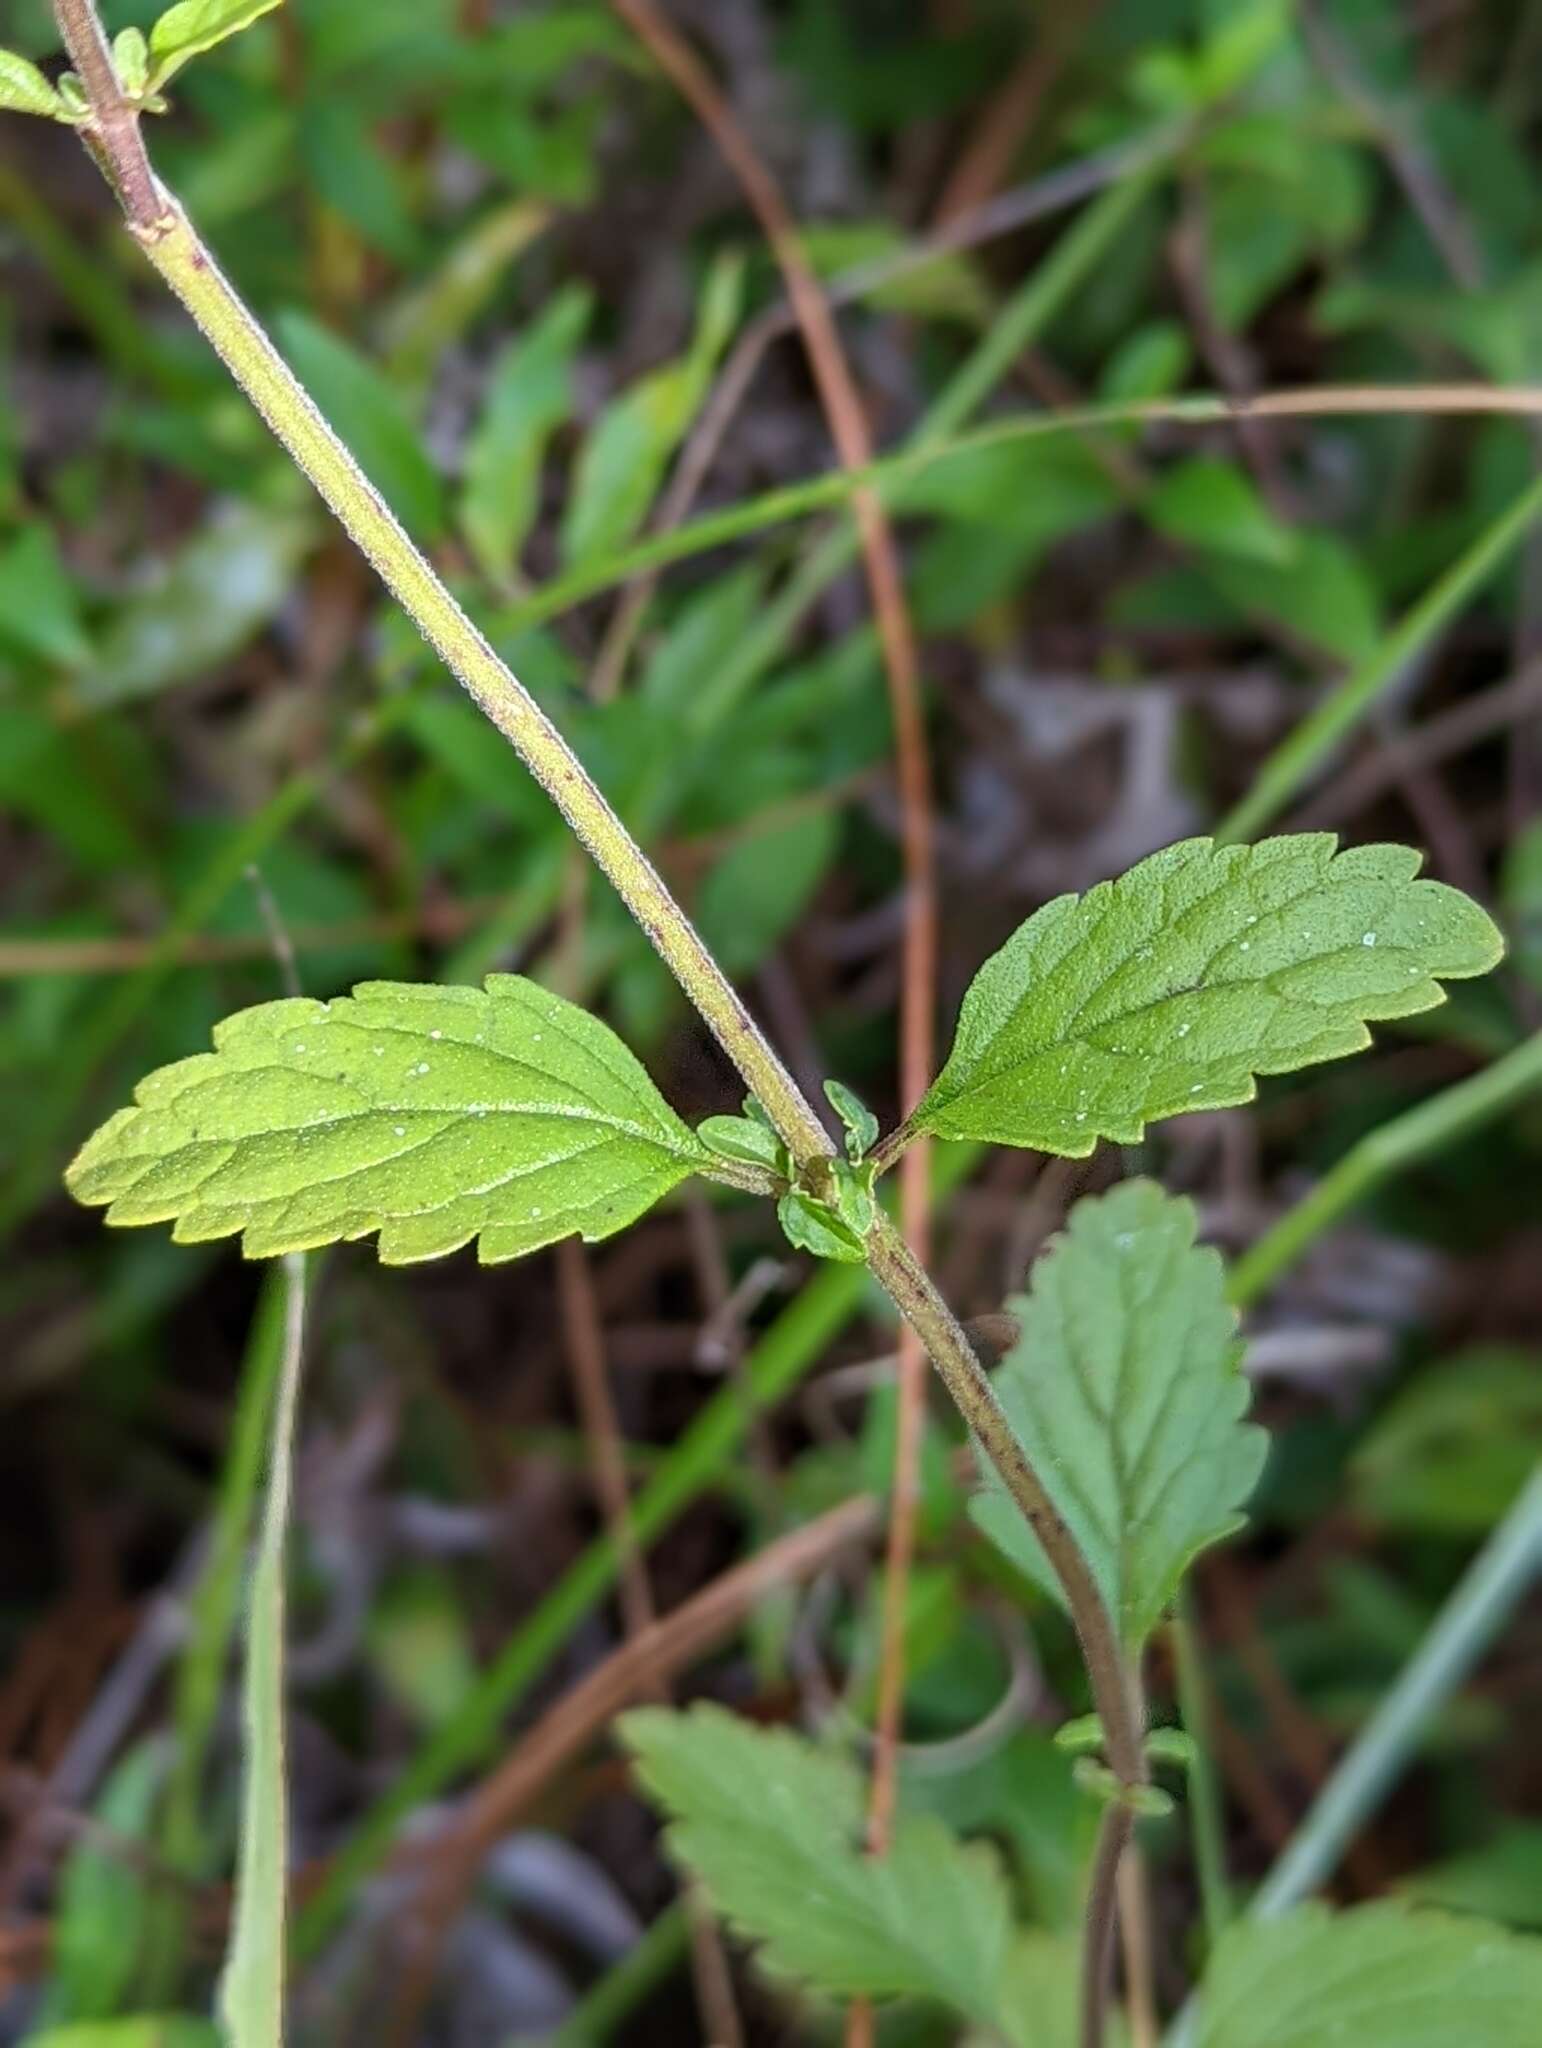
[605,21,940,2025]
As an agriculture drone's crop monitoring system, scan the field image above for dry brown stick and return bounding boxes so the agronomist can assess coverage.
[557,1239,744,2048]
[605,27,940,2040]
[932,2,1104,225]
[586,131,1149,701]
[419,1490,882,1882]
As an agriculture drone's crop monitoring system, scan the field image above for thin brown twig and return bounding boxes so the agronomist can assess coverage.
[933,4,1102,225]
[584,131,1154,701]
[389,1240,748,2048]
[556,1239,745,2048]
[1081,1806,1136,2048]
[391,1493,883,1917]
[606,27,940,2037]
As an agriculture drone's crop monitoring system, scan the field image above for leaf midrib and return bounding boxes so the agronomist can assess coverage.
[939,865,1423,1118]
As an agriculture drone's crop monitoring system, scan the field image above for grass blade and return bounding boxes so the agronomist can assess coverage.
[1216,471,1542,844]
[217,1253,308,2048]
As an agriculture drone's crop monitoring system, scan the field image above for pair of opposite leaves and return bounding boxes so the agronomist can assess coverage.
[68,833,1503,1268]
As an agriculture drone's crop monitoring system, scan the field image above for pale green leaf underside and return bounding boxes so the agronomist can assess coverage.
[1198,1904,1542,2048]
[0,49,66,118]
[973,1180,1266,1652]
[622,1704,1012,2023]
[913,835,1503,1153]
[148,0,284,90]
[66,977,709,1264]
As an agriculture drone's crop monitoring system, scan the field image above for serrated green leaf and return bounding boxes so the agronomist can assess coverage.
[972,1181,1266,1652]
[910,835,1503,1155]
[777,1188,866,1264]
[1197,1903,1542,2048]
[147,0,284,91]
[65,978,711,1265]
[0,48,68,120]
[622,1704,1013,2022]
[697,1114,784,1172]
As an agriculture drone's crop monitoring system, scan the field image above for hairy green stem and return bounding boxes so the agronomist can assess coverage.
[47,10,1149,1970]
[129,198,833,1169]
[494,384,1542,634]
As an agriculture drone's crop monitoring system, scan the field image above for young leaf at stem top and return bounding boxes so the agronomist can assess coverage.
[824,1078,879,1162]
[1195,1901,1542,2048]
[65,977,719,1264]
[147,0,285,95]
[972,1179,1266,1654]
[897,834,1502,1158]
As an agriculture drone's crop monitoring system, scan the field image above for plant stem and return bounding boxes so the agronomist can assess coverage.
[498,385,1542,635]
[865,1215,1144,1789]
[132,202,833,1170]
[219,1251,307,2048]
[53,0,160,222]
[57,22,1147,2016]
[1081,1806,1136,2048]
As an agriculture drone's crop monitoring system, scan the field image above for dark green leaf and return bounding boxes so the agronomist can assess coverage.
[973,1180,1265,1652]
[277,313,444,539]
[696,810,838,977]
[1149,456,1296,565]
[461,286,590,580]
[0,524,91,667]
[561,253,741,567]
